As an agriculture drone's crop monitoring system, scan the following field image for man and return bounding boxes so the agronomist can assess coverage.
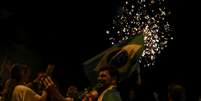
[96,65,122,101]
[40,65,122,101]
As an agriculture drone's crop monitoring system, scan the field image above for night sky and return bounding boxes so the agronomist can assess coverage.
[0,0,123,89]
[0,0,177,97]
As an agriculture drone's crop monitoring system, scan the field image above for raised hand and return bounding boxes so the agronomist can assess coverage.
[40,76,55,89]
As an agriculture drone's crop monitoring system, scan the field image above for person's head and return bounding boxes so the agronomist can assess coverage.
[66,85,78,97]
[128,89,136,100]
[11,64,31,83]
[168,84,186,101]
[97,65,119,88]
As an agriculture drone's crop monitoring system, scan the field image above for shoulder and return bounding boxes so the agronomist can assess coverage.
[109,87,119,93]
[104,88,122,101]
[13,85,35,94]
[12,85,39,100]
[14,85,29,90]
[108,89,121,97]
[12,85,30,100]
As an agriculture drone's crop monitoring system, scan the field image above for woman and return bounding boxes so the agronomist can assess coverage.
[1,64,47,101]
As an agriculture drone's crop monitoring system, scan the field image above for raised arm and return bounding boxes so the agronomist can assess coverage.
[41,76,67,101]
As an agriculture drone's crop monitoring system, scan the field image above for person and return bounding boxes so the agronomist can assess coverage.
[81,89,98,101]
[39,65,122,101]
[81,65,122,101]
[1,64,47,101]
[65,85,79,101]
[0,59,15,89]
[128,89,136,101]
[168,83,186,101]
[96,65,122,101]
[39,64,123,101]
[40,77,90,101]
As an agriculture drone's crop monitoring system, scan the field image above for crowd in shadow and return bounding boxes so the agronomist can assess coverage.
[0,60,187,101]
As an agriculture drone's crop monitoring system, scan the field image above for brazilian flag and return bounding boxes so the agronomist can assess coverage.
[83,34,144,84]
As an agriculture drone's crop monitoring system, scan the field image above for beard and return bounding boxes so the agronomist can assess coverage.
[98,80,112,92]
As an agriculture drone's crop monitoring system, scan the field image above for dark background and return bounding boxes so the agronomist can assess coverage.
[0,0,178,100]
[0,0,123,94]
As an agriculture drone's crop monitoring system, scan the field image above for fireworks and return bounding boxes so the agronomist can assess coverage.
[106,0,175,67]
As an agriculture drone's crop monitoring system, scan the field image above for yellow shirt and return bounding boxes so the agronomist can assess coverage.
[11,85,41,101]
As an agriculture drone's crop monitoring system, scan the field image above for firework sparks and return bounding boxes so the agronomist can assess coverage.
[106,0,175,67]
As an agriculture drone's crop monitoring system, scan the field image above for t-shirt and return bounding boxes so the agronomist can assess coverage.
[11,85,40,101]
[97,85,122,101]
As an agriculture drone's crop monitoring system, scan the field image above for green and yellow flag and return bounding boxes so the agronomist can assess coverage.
[83,34,144,83]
